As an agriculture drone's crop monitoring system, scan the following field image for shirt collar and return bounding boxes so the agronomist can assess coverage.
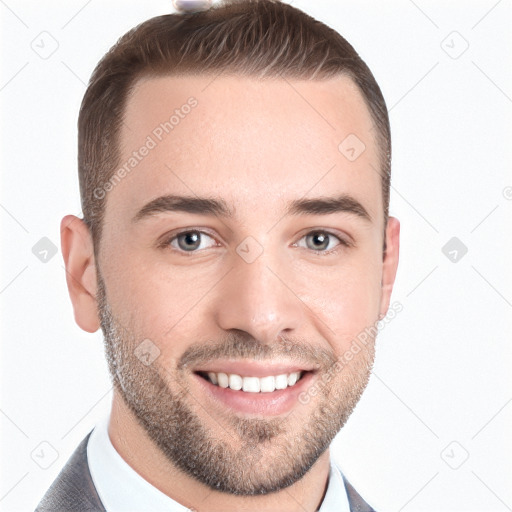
[87,413,350,512]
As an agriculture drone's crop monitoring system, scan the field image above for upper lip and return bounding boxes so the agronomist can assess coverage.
[192,360,315,378]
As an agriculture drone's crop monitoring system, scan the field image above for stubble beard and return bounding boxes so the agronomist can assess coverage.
[96,275,375,495]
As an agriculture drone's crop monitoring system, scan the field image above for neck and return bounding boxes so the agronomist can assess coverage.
[108,393,331,512]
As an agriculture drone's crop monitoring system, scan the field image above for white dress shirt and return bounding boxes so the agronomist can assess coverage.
[87,413,350,512]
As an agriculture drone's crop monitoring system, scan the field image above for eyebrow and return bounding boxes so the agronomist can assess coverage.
[132,193,372,223]
[286,195,371,221]
[133,195,232,222]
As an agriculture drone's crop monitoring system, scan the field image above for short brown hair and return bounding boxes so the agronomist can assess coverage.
[78,0,390,249]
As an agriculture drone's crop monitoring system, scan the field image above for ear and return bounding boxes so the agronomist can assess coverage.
[61,215,100,333]
[379,216,400,319]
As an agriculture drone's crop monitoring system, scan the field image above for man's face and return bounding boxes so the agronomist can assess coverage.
[95,74,394,494]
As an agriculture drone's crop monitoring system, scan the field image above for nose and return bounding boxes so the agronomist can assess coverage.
[213,250,304,344]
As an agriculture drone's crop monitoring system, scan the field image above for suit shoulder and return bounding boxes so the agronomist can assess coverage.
[35,431,106,512]
[343,475,377,512]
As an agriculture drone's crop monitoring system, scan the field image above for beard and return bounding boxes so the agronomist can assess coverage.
[96,273,375,496]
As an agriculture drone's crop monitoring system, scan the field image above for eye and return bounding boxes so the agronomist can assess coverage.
[165,230,219,253]
[295,230,349,254]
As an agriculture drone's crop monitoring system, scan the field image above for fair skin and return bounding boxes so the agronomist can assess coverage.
[61,75,399,511]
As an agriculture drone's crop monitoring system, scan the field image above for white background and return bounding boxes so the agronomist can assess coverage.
[1,1,511,510]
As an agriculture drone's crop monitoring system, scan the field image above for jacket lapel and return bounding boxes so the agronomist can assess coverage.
[35,431,106,512]
[343,475,377,512]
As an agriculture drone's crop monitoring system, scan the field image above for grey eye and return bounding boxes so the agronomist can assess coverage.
[177,231,201,251]
[297,231,343,252]
[306,232,330,250]
[171,231,217,252]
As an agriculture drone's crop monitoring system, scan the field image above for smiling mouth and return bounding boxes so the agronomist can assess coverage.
[196,371,307,393]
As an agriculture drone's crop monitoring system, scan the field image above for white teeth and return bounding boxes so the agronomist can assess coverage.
[204,371,303,392]
[287,372,298,386]
[229,374,243,390]
[275,374,288,390]
[259,375,275,393]
[217,372,229,388]
[242,376,260,393]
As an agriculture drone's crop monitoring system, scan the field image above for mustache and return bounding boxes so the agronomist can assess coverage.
[178,331,337,371]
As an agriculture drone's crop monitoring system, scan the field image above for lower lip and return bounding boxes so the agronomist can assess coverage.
[193,372,314,416]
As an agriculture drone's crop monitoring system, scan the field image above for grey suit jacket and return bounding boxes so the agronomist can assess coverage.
[35,432,376,511]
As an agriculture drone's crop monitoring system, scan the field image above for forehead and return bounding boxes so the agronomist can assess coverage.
[109,74,382,224]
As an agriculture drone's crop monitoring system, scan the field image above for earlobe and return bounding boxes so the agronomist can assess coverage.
[379,216,400,319]
[61,215,100,333]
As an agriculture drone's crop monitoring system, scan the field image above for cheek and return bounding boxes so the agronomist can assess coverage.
[300,255,382,347]
[102,252,219,340]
